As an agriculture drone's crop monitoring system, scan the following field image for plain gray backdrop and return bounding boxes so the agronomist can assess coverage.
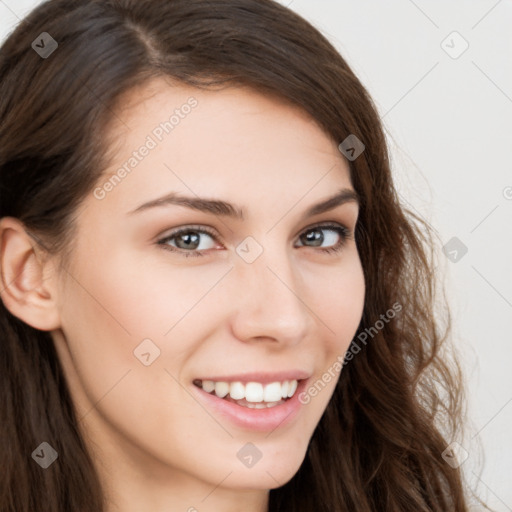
[1,0,511,510]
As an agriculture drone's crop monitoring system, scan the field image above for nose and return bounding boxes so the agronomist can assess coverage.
[228,247,312,347]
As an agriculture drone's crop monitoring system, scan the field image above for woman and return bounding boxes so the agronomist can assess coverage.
[0,0,477,510]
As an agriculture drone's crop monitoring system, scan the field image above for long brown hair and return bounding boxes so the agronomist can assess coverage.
[0,0,475,510]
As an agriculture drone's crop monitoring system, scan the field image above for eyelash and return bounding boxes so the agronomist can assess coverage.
[156,222,353,258]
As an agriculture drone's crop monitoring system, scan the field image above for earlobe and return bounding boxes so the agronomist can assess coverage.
[0,217,61,331]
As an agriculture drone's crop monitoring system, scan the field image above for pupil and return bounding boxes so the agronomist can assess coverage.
[178,232,199,249]
[304,229,323,247]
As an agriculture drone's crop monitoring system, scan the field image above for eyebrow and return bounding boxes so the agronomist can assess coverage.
[127,187,359,221]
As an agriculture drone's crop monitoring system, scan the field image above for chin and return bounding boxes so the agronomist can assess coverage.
[225,450,306,490]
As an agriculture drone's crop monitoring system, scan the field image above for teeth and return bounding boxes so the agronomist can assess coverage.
[281,381,289,398]
[230,381,245,400]
[245,382,263,402]
[202,380,215,393]
[214,381,229,398]
[287,379,298,397]
[263,382,283,402]
[243,402,267,409]
[198,379,300,402]
[240,399,285,408]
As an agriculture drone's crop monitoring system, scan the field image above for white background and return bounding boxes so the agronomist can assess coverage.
[1,0,511,510]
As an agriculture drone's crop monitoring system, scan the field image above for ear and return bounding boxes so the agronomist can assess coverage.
[0,216,61,331]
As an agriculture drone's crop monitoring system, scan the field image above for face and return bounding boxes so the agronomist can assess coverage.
[50,77,365,500]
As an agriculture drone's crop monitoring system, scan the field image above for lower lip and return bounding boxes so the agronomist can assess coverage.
[192,379,309,432]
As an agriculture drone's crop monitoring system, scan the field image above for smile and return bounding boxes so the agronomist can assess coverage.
[191,375,310,431]
[193,379,299,408]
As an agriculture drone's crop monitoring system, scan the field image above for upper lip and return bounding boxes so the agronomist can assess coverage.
[194,370,311,385]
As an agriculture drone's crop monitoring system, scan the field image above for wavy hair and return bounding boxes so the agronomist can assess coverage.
[0,0,475,510]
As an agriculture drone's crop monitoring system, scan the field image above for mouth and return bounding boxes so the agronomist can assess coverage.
[192,378,300,409]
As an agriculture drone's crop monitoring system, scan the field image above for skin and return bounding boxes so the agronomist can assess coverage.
[0,77,365,512]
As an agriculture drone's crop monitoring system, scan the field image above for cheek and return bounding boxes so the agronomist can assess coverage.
[299,275,364,423]
[56,264,140,416]
[56,256,197,465]
[94,248,229,338]
[308,252,366,348]
[306,255,365,408]
[63,242,206,341]
[56,246,227,420]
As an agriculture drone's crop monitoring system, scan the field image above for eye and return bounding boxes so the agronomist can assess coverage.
[157,225,218,257]
[295,223,352,254]
[156,223,352,258]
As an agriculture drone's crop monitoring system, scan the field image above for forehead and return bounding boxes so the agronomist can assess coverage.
[94,76,353,215]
